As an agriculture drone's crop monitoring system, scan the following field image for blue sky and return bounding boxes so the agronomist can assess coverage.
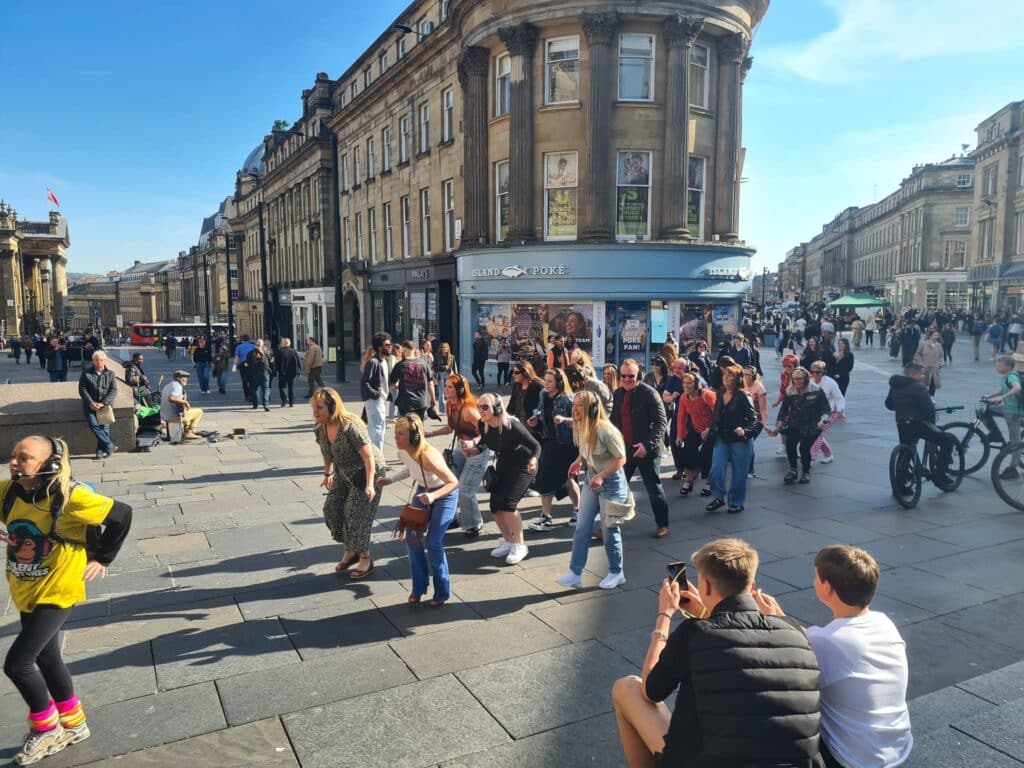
[2,0,1022,275]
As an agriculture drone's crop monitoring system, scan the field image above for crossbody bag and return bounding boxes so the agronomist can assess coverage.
[395,454,433,540]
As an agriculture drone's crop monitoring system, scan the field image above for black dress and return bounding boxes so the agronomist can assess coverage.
[832,353,854,395]
[480,419,541,512]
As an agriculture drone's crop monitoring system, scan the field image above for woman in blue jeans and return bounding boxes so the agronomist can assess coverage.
[556,390,629,590]
[381,415,460,607]
[705,364,759,514]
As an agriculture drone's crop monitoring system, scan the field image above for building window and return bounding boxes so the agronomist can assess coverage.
[954,206,969,227]
[545,37,580,104]
[366,137,376,179]
[384,202,393,261]
[616,150,652,239]
[381,127,392,171]
[364,68,372,88]
[957,173,973,188]
[495,160,510,242]
[420,188,431,254]
[353,146,362,183]
[687,156,706,240]
[1019,156,1024,186]
[399,115,411,163]
[618,34,654,102]
[401,196,411,257]
[442,88,454,142]
[441,0,450,21]
[368,207,377,262]
[495,53,511,116]
[418,103,430,153]
[229,267,238,279]
[943,240,967,269]
[341,154,350,191]
[983,163,998,195]
[1016,211,1024,257]
[397,37,407,60]
[230,289,239,300]
[418,18,434,37]
[543,151,578,241]
[355,213,364,259]
[443,179,455,251]
[689,44,709,109]
[343,217,351,259]
[378,51,389,75]
[350,82,358,101]
[980,218,994,261]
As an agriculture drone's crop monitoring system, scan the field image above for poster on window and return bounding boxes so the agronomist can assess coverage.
[712,304,738,349]
[619,307,647,355]
[679,304,712,347]
[477,303,513,359]
[409,292,426,321]
[546,303,593,354]
[546,153,578,188]
[547,189,577,238]
[617,151,651,186]
[616,152,651,237]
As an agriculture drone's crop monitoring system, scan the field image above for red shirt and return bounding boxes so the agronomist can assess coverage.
[620,388,634,447]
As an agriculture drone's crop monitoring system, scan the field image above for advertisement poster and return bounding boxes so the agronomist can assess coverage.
[616,152,651,238]
[545,153,578,239]
[679,304,712,346]
[546,303,593,354]
[477,303,513,360]
[712,304,738,348]
[591,301,606,369]
[619,306,647,356]
[409,292,426,321]
[478,302,594,361]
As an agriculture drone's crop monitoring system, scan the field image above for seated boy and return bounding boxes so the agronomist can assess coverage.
[755,546,913,768]
[612,538,824,767]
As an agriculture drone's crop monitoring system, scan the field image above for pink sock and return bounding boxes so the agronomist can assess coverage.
[28,701,58,733]
[54,694,79,714]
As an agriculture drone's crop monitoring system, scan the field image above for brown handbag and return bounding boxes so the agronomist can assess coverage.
[395,454,433,540]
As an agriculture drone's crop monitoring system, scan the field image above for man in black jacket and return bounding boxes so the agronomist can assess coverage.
[274,338,302,407]
[43,336,69,382]
[613,538,824,768]
[471,331,489,389]
[611,358,670,537]
[79,350,119,459]
[885,362,956,469]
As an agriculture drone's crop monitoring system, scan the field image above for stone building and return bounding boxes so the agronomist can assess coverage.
[778,244,805,302]
[229,143,267,342]
[66,279,118,331]
[968,101,1024,313]
[0,202,70,336]
[179,197,236,325]
[116,260,175,325]
[331,0,767,370]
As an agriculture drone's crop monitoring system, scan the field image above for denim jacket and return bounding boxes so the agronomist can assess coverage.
[531,392,574,445]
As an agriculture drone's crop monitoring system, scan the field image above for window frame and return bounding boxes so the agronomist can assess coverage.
[418,103,430,154]
[544,36,581,105]
[381,127,392,171]
[543,151,578,242]
[615,149,653,240]
[355,212,364,260]
[495,160,510,243]
[364,67,372,88]
[401,196,411,258]
[617,33,655,102]
[983,163,998,195]
[341,154,350,191]
[442,87,455,143]
[689,44,709,109]
[442,179,455,252]
[687,155,707,241]
[353,146,362,184]
[397,37,407,60]
[343,216,351,260]
[399,115,411,163]
[956,173,973,188]
[495,53,511,117]
[954,207,970,228]
[366,136,376,179]
[383,202,393,261]
[368,207,377,262]
[378,51,389,75]
[420,187,432,255]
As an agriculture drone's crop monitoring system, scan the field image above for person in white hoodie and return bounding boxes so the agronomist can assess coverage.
[808,360,846,464]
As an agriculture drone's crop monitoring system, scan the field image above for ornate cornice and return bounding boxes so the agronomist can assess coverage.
[663,15,704,49]
[717,33,747,64]
[457,46,490,87]
[582,12,618,46]
[498,22,540,57]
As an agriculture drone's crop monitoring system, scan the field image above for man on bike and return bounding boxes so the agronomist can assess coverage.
[983,355,1022,480]
[885,362,957,476]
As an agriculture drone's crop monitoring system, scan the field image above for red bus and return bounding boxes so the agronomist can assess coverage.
[131,322,229,345]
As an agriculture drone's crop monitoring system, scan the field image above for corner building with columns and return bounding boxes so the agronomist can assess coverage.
[331,0,767,372]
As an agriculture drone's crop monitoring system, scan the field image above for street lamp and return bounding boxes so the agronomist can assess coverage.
[392,23,427,39]
[202,249,212,340]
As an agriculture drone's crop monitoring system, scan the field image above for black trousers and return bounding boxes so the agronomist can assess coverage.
[240,369,253,399]
[4,606,74,713]
[624,454,669,527]
[496,362,510,386]
[865,329,874,346]
[785,430,819,473]
[278,375,296,405]
[942,342,953,363]
[471,362,486,388]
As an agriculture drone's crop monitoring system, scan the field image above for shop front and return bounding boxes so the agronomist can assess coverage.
[368,256,457,351]
[279,287,330,353]
[969,265,1001,315]
[893,272,969,311]
[456,244,755,376]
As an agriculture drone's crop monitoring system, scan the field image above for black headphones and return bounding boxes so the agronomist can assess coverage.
[550,368,566,393]
[407,418,422,447]
[41,437,63,476]
[323,393,336,415]
[453,376,467,400]
[490,397,504,416]
[588,397,599,421]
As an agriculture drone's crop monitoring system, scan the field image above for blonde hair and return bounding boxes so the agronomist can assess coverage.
[23,436,72,507]
[477,393,509,431]
[309,387,358,427]
[571,390,607,457]
[691,538,759,597]
[395,414,428,460]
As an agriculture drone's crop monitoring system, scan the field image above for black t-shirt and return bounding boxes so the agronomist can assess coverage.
[389,358,433,413]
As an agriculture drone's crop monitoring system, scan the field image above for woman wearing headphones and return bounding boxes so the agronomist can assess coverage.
[379,415,460,606]
[527,367,580,531]
[311,388,387,579]
[476,393,540,565]
[3,435,132,765]
[556,390,629,589]
[425,375,490,538]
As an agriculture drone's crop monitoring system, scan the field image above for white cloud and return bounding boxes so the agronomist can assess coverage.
[761,0,1024,82]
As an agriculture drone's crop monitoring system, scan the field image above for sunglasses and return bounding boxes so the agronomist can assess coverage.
[478,404,492,411]
[620,373,637,380]
[792,376,807,382]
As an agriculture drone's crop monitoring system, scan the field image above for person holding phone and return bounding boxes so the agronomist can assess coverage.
[612,538,824,768]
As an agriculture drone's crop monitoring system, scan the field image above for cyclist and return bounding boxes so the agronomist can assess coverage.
[885,362,957,476]
[983,355,1022,480]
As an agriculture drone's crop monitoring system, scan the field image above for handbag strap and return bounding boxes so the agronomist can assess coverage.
[415,452,434,512]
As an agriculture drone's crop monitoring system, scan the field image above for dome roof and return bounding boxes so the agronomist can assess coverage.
[241,143,265,175]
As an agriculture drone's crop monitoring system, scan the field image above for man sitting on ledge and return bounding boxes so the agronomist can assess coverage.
[161,370,203,443]
[612,537,824,768]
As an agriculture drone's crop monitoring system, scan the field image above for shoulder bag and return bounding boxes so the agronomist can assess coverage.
[442,431,457,469]
[334,421,369,490]
[600,488,636,527]
[395,454,433,540]
[481,426,501,492]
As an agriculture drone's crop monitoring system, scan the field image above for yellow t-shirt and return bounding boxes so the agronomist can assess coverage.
[1,481,113,612]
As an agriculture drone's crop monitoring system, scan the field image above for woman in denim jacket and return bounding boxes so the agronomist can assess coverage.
[527,368,579,531]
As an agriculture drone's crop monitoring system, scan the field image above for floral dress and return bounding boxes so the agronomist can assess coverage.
[315,419,387,551]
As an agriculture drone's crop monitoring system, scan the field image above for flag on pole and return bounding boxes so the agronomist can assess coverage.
[46,188,60,207]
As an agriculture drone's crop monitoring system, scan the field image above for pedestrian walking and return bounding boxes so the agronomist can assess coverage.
[865,315,877,347]
[360,333,392,451]
[425,375,491,537]
[831,337,854,396]
[381,414,460,607]
[808,361,846,464]
[611,358,670,538]
[20,335,33,365]
[508,361,543,423]
[900,322,921,366]
[213,347,231,395]
[970,315,986,361]
[914,331,943,396]
[191,337,212,394]
[78,351,118,460]
[940,323,956,365]
[495,338,512,386]
[389,340,436,421]
[476,393,539,565]
[35,337,47,370]
[274,338,301,407]
[246,344,273,411]
[987,319,1003,360]
[705,365,759,514]
[303,337,325,397]
[743,366,768,478]
[556,390,632,590]
[527,368,580,530]
[3,436,133,766]
[769,367,830,485]
[675,372,717,497]
[471,331,489,388]
[233,335,255,400]
[312,388,386,579]
[432,342,457,412]
[43,338,68,383]
[10,335,21,364]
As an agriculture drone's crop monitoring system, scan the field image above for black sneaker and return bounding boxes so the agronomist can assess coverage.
[529,515,556,532]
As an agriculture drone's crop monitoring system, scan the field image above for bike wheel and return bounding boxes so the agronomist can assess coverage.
[940,422,990,475]
[929,438,965,492]
[991,443,1024,512]
[889,444,921,509]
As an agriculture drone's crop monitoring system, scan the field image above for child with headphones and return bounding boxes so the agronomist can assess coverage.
[3,436,133,765]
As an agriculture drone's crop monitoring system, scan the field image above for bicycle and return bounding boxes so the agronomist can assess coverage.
[889,425,966,510]
[990,441,1024,511]
[942,399,1018,475]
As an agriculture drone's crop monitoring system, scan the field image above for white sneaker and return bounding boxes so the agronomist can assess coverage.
[599,571,626,590]
[820,455,834,464]
[505,543,529,564]
[490,541,513,558]
[15,726,69,765]
[554,571,583,589]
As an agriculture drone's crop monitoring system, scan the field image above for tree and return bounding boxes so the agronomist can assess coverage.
[272,119,290,131]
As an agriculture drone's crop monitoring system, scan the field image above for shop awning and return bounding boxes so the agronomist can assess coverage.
[827,293,890,308]
[1001,263,1024,279]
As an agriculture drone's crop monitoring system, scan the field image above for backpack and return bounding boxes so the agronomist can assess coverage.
[2,481,101,557]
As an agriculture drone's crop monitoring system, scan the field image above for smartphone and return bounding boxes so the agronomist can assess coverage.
[666,561,687,585]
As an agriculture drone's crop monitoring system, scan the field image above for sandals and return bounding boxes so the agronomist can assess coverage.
[784,470,798,484]
[408,594,422,605]
[705,498,726,512]
[679,480,693,497]
[727,506,744,514]
[349,558,375,580]
[699,486,712,497]
[335,553,359,572]
[654,526,671,538]
[799,473,811,484]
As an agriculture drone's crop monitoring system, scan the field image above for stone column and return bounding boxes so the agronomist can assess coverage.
[51,256,67,328]
[458,46,491,247]
[713,33,746,242]
[661,15,704,241]
[580,12,617,241]
[498,23,539,243]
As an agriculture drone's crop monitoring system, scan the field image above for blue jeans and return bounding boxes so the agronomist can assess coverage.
[48,370,68,382]
[196,362,212,392]
[407,486,459,602]
[710,439,753,507]
[569,469,626,577]
[217,370,229,393]
[364,398,387,451]
[451,443,492,529]
[86,410,114,454]
[252,373,270,407]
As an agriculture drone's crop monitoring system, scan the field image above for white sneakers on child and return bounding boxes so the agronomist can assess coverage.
[599,572,626,590]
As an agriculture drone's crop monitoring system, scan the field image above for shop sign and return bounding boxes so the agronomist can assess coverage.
[704,267,752,281]
[969,265,1000,282]
[410,268,432,280]
[471,264,569,279]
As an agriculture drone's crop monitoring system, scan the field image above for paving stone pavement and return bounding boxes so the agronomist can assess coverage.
[1,340,1023,766]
